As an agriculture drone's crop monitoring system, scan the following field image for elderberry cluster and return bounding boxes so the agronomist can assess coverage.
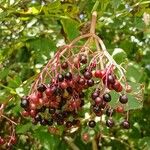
[21,53,130,132]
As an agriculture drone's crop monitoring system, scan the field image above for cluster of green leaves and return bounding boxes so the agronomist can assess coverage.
[0,0,150,149]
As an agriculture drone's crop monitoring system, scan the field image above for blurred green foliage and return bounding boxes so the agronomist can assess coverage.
[0,0,150,149]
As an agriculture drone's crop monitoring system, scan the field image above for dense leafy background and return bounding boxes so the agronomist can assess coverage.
[0,0,150,149]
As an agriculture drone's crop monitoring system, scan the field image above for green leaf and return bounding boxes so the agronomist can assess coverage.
[61,19,80,41]
[112,48,127,64]
[34,128,62,150]
[16,122,32,134]
[126,62,144,83]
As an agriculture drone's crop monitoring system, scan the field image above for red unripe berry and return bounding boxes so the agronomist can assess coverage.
[30,109,37,118]
[30,93,39,104]
[94,70,106,78]
[37,91,43,98]
[82,133,90,143]
[0,137,5,145]
[116,106,124,113]
[22,110,30,117]
[61,62,68,69]
[45,88,52,97]
[60,81,68,89]
[112,80,123,92]
[30,103,36,110]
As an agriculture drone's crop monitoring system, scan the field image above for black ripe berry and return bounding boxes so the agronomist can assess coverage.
[119,94,128,104]
[35,114,42,122]
[80,55,87,64]
[106,119,114,128]
[84,71,92,80]
[107,74,115,84]
[65,72,72,80]
[57,74,64,82]
[106,108,115,117]
[20,98,29,109]
[103,93,111,102]
[40,119,47,126]
[92,105,100,114]
[61,62,68,69]
[88,120,96,128]
[91,92,99,100]
[49,107,56,114]
[37,84,46,92]
[121,120,130,129]
[66,121,72,128]
[87,79,94,87]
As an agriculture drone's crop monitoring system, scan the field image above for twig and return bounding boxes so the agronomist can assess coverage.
[92,137,98,150]
[64,136,79,150]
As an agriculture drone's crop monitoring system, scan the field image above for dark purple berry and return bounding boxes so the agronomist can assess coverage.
[79,92,85,98]
[20,98,29,109]
[121,120,130,129]
[91,92,99,100]
[87,79,94,87]
[35,114,42,122]
[103,93,111,102]
[61,62,68,69]
[66,121,72,128]
[84,71,92,80]
[119,94,128,104]
[78,77,86,85]
[107,74,115,84]
[106,108,115,116]
[88,120,96,128]
[49,107,56,114]
[37,84,46,92]
[57,74,64,82]
[40,119,47,126]
[47,119,53,126]
[92,105,100,113]
[66,87,73,94]
[80,55,87,64]
[106,119,114,128]
[65,72,72,80]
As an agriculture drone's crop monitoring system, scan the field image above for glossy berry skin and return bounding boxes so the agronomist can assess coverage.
[119,94,128,104]
[80,55,87,64]
[87,79,94,87]
[78,78,86,85]
[121,120,130,129]
[112,81,123,92]
[84,71,92,79]
[61,62,68,69]
[57,74,64,82]
[116,106,124,113]
[94,70,105,78]
[106,119,114,128]
[37,84,46,92]
[91,92,99,100]
[35,114,42,122]
[103,93,111,102]
[66,121,72,128]
[88,120,96,128]
[20,98,29,109]
[65,72,72,80]
[106,108,115,116]
[107,74,115,84]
